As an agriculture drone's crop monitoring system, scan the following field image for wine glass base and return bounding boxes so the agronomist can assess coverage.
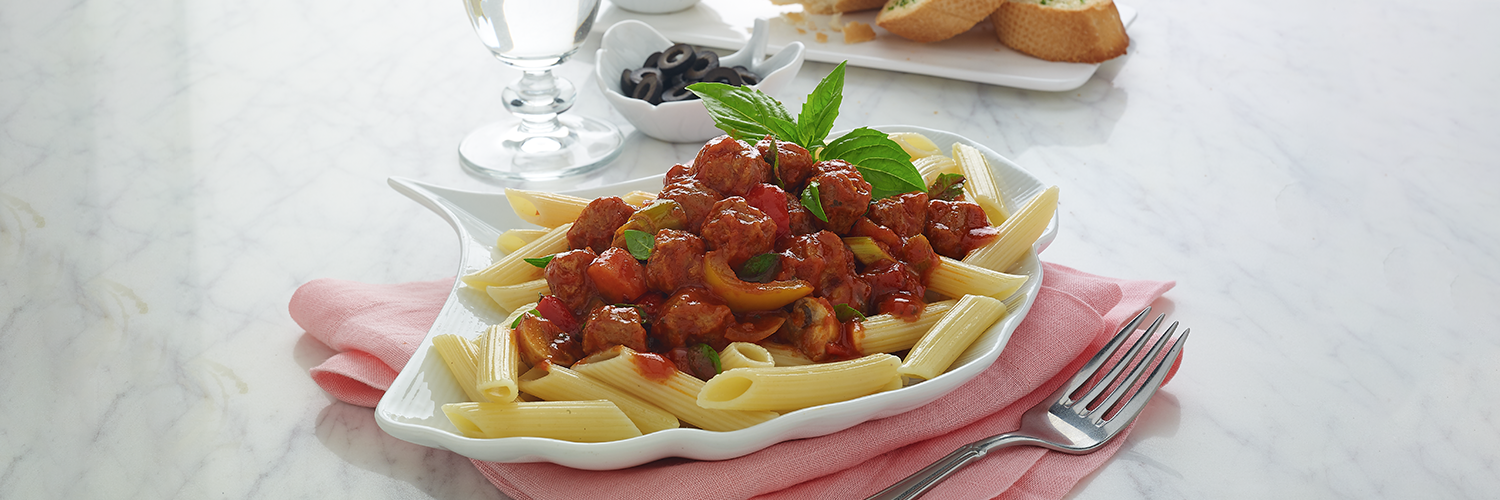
[458,115,623,182]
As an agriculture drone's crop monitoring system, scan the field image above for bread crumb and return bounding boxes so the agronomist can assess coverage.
[786,12,806,25]
[797,27,807,34]
[830,13,844,32]
[816,32,829,43]
[843,21,876,44]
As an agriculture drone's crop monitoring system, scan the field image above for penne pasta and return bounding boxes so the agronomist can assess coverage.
[461,223,571,289]
[476,325,520,403]
[621,190,658,207]
[486,279,550,312]
[571,346,779,432]
[761,343,814,367]
[718,342,775,371]
[898,295,1008,381]
[441,401,642,441]
[913,155,960,187]
[698,353,903,411]
[953,143,1009,224]
[497,229,549,254]
[518,363,680,434]
[927,257,1028,300]
[504,188,590,228]
[888,132,942,159]
[962,186,1059,274]
[432,334,487,403]
[859,299,958,355]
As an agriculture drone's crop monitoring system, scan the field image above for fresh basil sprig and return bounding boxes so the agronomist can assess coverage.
[928,173,967,201]
[688,61,922,199]
[801,180,828,222]
[523,255,555,269]
[623,229,655,260]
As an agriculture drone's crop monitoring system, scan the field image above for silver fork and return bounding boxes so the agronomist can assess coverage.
[868,307,1190,500]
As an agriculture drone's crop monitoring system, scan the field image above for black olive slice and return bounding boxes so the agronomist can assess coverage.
[662,80,699,102]
[630,67,663,87]
[631,72,664,105]
[683,50,720,81]
[734,66,760,86]
[620,68,637,95]
[657,43,696,76]
[701,66,743,86]
[644,51,663,68]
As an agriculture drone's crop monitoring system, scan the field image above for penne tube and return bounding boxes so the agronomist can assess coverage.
[476,325,520,403]
[441,401,642,442]
[888,132,942,159]
[497,229,549,254]
[859,299,958,355]
[898,295,1008,381]
[913,155,960,187]
[621,190,658,207]
[962,186,1059,274]
[698,353,903,411]
[718,342,775,371]
[761,343,814,367]
[518,363,680,434]
[486,279,550,312]
[953,143,1009,224]
[461,222,571,288]
[432,334,487,403]
[505,188,590,228]
[927,257,1028,300]
[571,346,779,432]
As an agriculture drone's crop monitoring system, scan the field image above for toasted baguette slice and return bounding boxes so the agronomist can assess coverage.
[990,0,1129,63]
[772,0,886,15]
[876,0,1005,43]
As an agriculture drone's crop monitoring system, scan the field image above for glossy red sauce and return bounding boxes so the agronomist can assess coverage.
[631,351,678,382]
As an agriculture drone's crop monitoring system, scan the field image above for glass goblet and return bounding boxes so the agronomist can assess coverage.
[459,0,622,181]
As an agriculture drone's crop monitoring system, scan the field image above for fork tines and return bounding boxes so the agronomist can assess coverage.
[1062,307,1190,426]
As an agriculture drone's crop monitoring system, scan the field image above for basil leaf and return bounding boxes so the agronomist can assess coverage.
[511,309,540,329]
[523,255,555,268]
[738,253,782,283]
[796,61,845,150]
[928,173,967,201]
[623,229,655,260]
[801,180,828,222]
[822,128,926,199]
[697,343,722,374]
[834,303,866,322]
[687,82,799,143]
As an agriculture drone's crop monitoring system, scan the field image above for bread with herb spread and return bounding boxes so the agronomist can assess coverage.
[771,0,886,14]
[875,0,1005,43]
[990,0,1129,63]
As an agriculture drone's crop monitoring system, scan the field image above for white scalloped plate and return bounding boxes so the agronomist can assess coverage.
[375,125,1057,470]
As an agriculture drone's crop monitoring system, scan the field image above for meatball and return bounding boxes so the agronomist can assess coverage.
[805,160,872,235]
[567,196,635,253]
[700,197,776,269]
[926,199,1000,259]
[778,231,869,313]
[582,305,649,355]
[653,288,734,350]
[691,135,772,197]
[755,136,816,191]
[545,248,598,314]
[868,191,929,238]
[645,229,706,293]
[861,260,926,320]
[658,177,722,233]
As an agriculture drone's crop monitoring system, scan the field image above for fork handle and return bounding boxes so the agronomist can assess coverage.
[865,433,1042,500]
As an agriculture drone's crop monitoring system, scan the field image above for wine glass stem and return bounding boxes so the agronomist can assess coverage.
[504,69,575,136]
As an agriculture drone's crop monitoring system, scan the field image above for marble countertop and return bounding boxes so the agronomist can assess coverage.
[4,0,1498,498]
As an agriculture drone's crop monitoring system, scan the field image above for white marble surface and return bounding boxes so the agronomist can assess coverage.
[3,0,1498,498]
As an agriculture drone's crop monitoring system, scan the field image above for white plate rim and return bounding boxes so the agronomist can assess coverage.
[374,125,1057,470]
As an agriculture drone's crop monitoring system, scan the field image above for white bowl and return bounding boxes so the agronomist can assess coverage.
[595,19,805,143]
[611,0,700,15]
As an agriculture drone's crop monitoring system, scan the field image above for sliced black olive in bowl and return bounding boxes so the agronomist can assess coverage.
[733,66,760,86]
[662,80,699,102]
[643,51,663,69]
[631,72,665,105]
[701,66,744,86]
[683,51,719,81]
[656,43,696,76]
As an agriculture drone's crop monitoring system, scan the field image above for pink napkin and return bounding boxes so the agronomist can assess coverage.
[291,262,1179,499]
